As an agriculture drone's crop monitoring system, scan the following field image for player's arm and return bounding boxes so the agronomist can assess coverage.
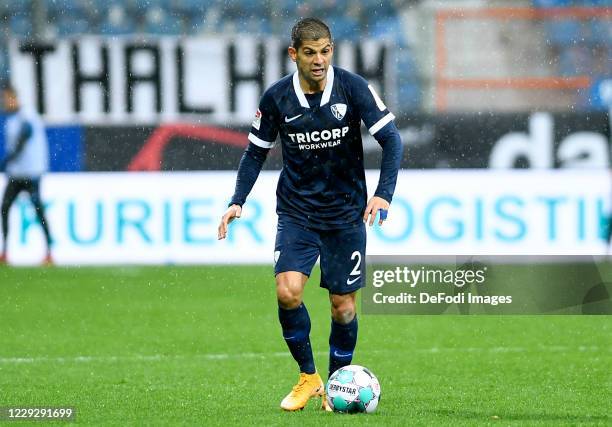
[0,121,32,172]
[218,143,270,239]
[218,90,279,240]
[349,74,403,225]
[364,122,402,225]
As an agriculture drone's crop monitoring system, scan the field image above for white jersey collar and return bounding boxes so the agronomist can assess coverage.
[292,65,335,109]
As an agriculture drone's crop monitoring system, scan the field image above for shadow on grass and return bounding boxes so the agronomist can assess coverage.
[429,409,609,423]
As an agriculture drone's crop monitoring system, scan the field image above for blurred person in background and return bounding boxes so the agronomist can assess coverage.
[0,85,52,265]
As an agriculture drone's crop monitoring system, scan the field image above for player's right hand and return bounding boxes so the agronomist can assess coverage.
[218,204,242,240]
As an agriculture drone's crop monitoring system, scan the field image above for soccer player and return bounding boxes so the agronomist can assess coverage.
[218,18,402,411]
[0,85,52,265]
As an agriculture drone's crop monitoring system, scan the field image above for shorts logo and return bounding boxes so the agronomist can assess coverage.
[346,276,360,285]
[331,103,347,121]
[274,250,281,264]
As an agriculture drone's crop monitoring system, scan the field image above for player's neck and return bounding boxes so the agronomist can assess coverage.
[298,75,327,94]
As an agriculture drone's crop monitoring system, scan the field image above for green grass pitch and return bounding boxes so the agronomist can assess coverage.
[0,266,610,426]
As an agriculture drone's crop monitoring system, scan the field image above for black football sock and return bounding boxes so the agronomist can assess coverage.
[278,303,316,375]
[328,315,358,379]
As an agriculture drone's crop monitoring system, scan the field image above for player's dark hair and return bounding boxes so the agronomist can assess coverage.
[291,18,332,50]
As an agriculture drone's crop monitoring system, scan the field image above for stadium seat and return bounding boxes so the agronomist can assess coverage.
[144,6,185,35]
[588,77,612,110]
[1,0,29,15]
[0,48,10,83]
[219,0,272,27]
[327,16,359,41]
[174,0,215,15]
[89,0,127,16]
[361,0,396,18]
[134,0,166,12]
[99,4,137,35]
[366,16,405,44]
[184,15,206,35]
[46,0,97,38]
[234,0,265,16]
[56,16,91,36]
[398,81,422,110]
[9,14,33,38]
[543,20,583,47]
[221,16,272,36]
[46,0,87,17]
[580,0,611,6]
[585,19,612,46]
[172,0,212,34]
[532,0,572,7]
[218,1,243,20]
[277,0,301,15]
[558,45,592,76]
[397,50,422,110]
[314,0,351,15]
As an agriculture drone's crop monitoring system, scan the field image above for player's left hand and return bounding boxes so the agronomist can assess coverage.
[218,204,242,240]
[363,196,390,226]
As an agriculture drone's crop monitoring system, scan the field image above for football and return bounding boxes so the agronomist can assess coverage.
[326,365,381,413]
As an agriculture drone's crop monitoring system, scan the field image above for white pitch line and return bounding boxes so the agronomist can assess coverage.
[0,346,607,365]
[0,352,295,365]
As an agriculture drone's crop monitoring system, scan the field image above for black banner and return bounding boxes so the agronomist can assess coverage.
[401,112,611,169]
[85,125,283,172]
[83,112,610,171]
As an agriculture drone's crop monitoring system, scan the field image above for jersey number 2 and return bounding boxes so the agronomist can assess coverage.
[350,251,361,276]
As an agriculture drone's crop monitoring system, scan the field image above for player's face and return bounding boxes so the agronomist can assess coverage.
[289,38,333,91]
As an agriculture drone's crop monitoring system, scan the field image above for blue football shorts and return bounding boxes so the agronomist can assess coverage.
[274,216,367,295]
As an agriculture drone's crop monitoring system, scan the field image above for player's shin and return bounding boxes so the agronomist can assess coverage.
[278,303,316,374]
[328,315,358,379]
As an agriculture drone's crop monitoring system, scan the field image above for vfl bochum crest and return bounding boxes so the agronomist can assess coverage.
[331,103,347,121]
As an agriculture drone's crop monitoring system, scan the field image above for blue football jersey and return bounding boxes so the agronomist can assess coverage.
[248,66,396,230]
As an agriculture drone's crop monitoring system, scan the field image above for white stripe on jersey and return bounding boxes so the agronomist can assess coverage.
[248,132,275,148]
[292,66,335,108]
[368,112,395,136]
[292,72,310,108]
[368,85,387,111]
[320,66,334,107]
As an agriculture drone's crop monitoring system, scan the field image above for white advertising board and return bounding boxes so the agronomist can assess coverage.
[1,170,610,265]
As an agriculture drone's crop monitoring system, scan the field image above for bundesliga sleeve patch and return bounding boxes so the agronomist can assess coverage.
[252,109,262,130]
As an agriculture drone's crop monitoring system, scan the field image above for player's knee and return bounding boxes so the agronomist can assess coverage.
[277,292,302,309]
[276,272,306,309]
[276,283,302,309]
[330,295,356,324]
